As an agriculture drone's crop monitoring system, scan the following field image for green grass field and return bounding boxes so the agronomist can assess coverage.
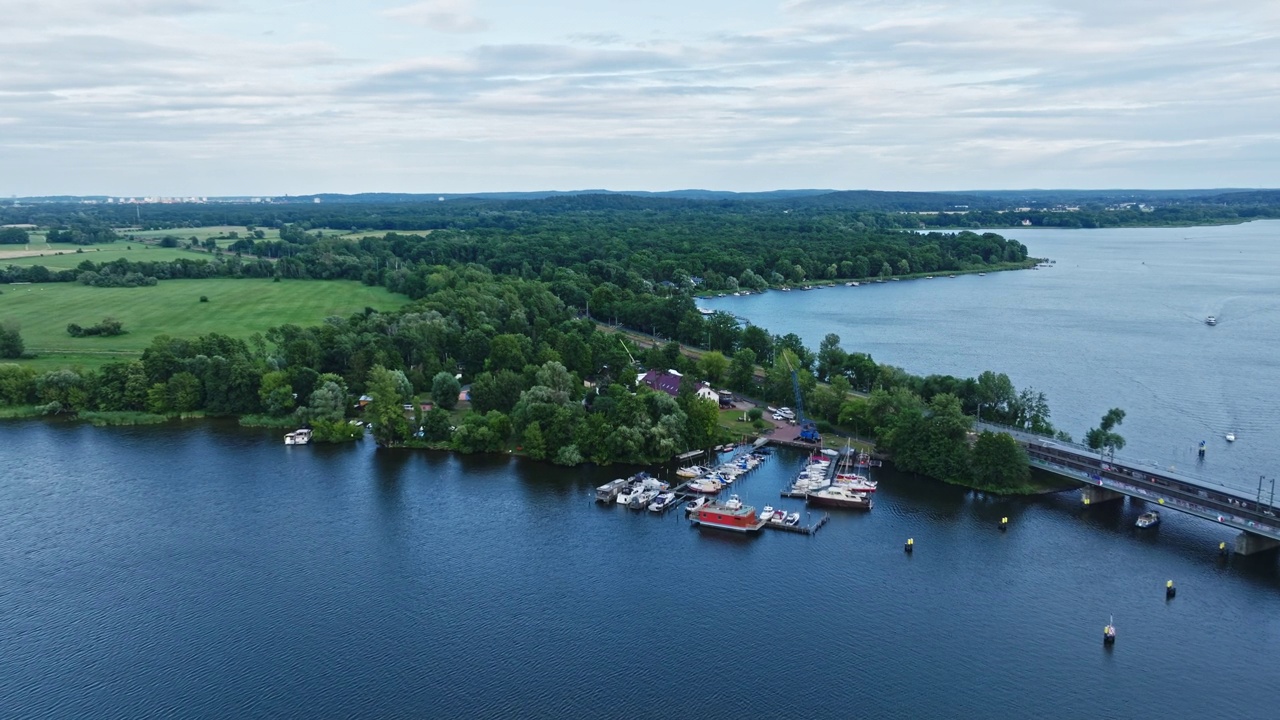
[121,225,282,246]
[0,278,409,370]
[0,244,206,269]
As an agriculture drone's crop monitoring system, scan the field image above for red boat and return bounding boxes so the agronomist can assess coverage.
[692,495,764,533]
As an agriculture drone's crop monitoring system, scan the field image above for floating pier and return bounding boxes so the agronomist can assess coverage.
[761,513,829,536]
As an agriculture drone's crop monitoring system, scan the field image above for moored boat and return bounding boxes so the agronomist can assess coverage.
[806,485,873,510]
[648,492,676,512]
[684,496,708,514]
[691,494,764,533]
[676,465,706,479]
[284,428,312,445]
[785,512,800,526]
[595,478,628,503]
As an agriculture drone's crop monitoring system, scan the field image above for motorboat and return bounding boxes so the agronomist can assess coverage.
[648,492,676,512]
[630,487,660,509]
[1225,432,1236,442]
[676,465,705,479]
[785,512,801,526]
[1136,511,1160,528]
[684,496,708,514]
[1205,316,1217,326]
[759,505,775,522]
[284,428,312,445]
[806,485,873,510]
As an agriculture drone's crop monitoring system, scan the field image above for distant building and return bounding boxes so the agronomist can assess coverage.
[641,369,682,397]
[695,384,719,403]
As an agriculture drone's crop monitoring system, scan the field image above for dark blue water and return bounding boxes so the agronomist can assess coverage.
[704,220,1280,496]
[2,420,1278,719]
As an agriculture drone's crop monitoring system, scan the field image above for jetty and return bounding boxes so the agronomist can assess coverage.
[761,513,830,536]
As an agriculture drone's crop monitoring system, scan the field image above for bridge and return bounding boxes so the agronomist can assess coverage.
[976,422,1280,555]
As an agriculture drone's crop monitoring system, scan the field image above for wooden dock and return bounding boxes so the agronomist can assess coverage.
[761,513,830,536]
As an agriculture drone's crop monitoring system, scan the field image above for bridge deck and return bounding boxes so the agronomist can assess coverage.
[976,422,1280,542]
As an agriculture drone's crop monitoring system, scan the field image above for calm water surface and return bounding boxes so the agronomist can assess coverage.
[705,220,1280,494]
[3,223,1280,719]
[1,421,1278,719]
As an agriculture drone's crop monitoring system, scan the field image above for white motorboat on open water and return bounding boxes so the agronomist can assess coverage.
[1206,315,1217,326]
[1226,432,1236,442]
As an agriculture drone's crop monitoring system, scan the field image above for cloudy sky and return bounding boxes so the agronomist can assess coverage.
[2,0,1278,195]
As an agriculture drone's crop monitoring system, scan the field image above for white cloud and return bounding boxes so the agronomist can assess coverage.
[0,0,1277,194]
[383,0,490,34]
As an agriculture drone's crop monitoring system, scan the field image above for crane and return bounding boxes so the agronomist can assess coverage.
[782,352,821,444]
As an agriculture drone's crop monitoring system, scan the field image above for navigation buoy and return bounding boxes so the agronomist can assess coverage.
[999,517,1009,532]
[1166,580,1176,599]
[905,538,914,553]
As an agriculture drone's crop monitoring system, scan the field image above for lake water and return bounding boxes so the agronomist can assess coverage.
[3,223,1280,719]
[705,220,1280,497]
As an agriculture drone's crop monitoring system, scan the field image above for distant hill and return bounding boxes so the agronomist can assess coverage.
[1190,189,1280,206]
[778,190,1000,211]
[287,189,835,203]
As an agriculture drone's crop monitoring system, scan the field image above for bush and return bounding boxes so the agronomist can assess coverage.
[199,295,209,303]
[747,407,763,421]
[66,317,125,337]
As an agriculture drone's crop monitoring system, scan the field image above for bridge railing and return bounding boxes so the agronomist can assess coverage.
[974,420,1254,495]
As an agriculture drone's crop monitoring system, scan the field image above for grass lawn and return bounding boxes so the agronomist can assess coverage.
[0,278,409,371]
[1,244,204,269]
[121,225,281,245]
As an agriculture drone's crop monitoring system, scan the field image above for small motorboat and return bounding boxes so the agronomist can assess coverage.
[785,512,801,526]
[684,496,708,514]
[648,492,676,513]
[1225,432,1236,443]
[759,505,775,522]
[1206,315,1217,326]
[1104,617,1116,645]
[1136,510,1160,529]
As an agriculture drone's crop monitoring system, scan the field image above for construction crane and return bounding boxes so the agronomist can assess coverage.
[783,352,821,444]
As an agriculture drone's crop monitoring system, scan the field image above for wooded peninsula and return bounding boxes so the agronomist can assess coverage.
[5,191,1246,491]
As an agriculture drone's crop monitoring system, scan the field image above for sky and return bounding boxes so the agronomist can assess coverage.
[2,0,1278,196]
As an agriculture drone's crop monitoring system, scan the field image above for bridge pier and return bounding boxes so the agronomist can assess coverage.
[1081,485,1123,506]
[1233,531,1280,556]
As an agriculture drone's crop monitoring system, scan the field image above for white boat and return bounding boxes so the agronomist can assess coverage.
[785,512,800,526]
[684,496,708,513]
[676,465,705,479]
[648,492,676,512]
[759,505,775,522]
[284,429,312,445]
[1136,511,1160,528]
[630,487,660,509]
[616,485,639,506]
[1205,316,1217,326]
[1225,432,1236,442]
